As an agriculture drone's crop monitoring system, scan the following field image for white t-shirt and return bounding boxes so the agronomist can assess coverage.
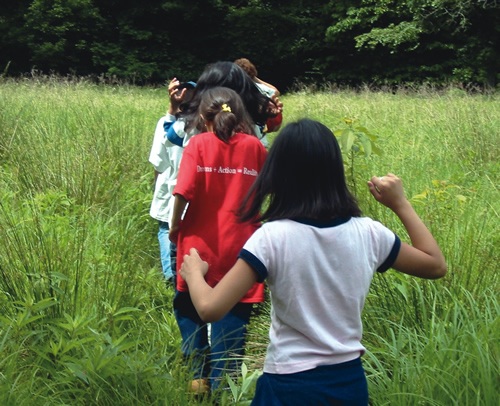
[148,114,183,223]
[239,217,401,374]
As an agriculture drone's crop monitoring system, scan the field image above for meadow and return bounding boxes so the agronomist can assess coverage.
[0,76,498,405]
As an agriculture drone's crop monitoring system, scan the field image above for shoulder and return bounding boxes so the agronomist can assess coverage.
[255,219,295,239]
[183,131,210,148]
[235,133,267,148]
[350,216,389,231]
[348,217,397,247]
[256,83,276,98]
[342,216,381,233]
[240,133,268,157]
[244,220,296,260]
[235,132,259,141]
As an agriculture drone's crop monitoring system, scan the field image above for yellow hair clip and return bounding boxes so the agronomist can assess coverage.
[221,104,232,113]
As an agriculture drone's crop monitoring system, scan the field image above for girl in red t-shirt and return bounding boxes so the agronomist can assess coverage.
[169,87,268,394]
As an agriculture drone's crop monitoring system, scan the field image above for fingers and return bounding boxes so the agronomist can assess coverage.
[367,179,381,199]
[267,96,283,116]
[168,78,187,100]
[371,173,397,188]
[180,248,209,279]
[182,248,201,264]
[375,176,388,192]
[168,77,179,92]
[188,247,200,258]
[368,173,406,208]
[368,173,399,197]
[369,175,384,193]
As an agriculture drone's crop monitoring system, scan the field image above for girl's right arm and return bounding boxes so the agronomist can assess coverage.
[368,174,447,279]
[180,249,258,322]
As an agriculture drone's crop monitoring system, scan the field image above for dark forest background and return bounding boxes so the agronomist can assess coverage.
[1,0,499,90]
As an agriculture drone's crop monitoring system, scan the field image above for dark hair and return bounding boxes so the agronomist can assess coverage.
[234,58,258,79]
[179,61,271,133]
[239,119,362,222]
[199,87,255,142]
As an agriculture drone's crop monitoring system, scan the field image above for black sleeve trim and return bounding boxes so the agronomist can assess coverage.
[377,235,401,273]
[239,249,268,283]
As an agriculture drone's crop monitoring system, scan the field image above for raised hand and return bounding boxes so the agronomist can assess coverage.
[367,173,407,211]
[167,77,189,114]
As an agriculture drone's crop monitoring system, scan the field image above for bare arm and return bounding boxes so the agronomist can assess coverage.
[180,249,258,322]
[368,174,447,279]
[254,77,280,96]
[168,194,188,243]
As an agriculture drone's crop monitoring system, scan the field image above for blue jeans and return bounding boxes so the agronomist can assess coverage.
[158,221,175,281]
[173,291,253,390]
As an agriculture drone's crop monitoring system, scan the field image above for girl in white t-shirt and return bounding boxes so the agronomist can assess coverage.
[179,118,447,405]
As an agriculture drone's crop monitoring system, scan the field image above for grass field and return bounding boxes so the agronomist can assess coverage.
[0,76,498,405]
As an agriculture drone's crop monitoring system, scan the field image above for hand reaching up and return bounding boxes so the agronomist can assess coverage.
[368,173,447,279]
[167,78,189,114]
[368,173,407,212]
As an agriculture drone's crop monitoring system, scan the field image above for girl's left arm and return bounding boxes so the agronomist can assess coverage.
[180,248,258,322]
[169,194,188,243]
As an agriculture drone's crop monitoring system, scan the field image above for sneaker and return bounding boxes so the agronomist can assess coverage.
[189,378,210,394]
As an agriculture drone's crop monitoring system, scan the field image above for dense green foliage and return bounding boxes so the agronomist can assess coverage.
[0,78,498,404]
[1,0,499,89]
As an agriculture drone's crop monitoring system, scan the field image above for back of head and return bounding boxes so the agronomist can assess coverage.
[199,87,254,142]
[240,119,361,222]
[182,61,270,132]
[234,58,258,79]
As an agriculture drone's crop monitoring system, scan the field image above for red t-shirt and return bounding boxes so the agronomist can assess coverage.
[173,132,267,302]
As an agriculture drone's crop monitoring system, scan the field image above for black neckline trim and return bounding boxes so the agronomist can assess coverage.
[290,217,352,228]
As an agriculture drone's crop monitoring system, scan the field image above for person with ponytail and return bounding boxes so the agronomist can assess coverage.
[169,86,268,394]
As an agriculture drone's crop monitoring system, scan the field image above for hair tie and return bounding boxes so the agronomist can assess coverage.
[221,104,232,113]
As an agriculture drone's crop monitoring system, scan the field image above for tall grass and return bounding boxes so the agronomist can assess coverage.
[0,77,498,404]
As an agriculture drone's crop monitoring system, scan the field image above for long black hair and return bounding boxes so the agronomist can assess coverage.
[179,61,271,134]
[239,118,362,222]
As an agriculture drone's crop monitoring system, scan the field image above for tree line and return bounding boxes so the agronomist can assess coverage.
[1,0,498,90]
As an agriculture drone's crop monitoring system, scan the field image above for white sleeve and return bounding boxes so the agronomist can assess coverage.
[149,116,171,172]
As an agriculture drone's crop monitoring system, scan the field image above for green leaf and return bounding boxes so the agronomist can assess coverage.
[340,129,356,152]
[411,191,428,200]
[65,362,90,384]
[359,135,372,157]
[113,307,140,316]
[227,375,239,400]
[371,144,383,155]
